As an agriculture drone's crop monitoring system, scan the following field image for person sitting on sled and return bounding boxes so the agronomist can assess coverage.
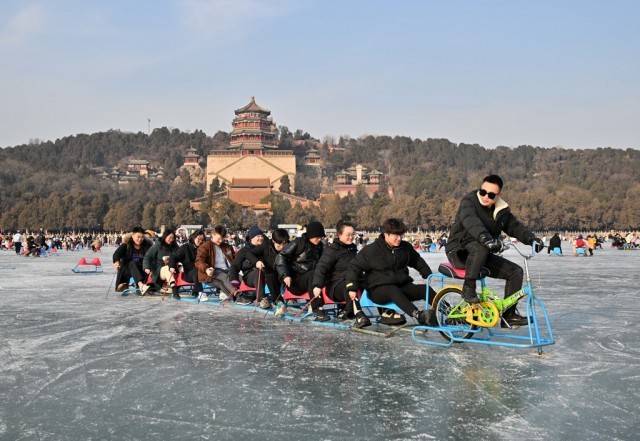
[195,224,237,302]
[229,226,267,307]
[112,227,154,293]
[230,227,289,309]
[445,174,544,328]
[142,228,180,297]
[345,218,436,326]
[312,221,371,328]
[274,221,328,322]
[169,229,206,300]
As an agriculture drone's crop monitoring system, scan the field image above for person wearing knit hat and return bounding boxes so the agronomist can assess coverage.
[275,220,329,322]
[246,226,264,241]
[573,234,589,256]
[305,221,325,239]
[229,225,268,306]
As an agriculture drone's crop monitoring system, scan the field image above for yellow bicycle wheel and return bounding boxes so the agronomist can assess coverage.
[431,286,476,341]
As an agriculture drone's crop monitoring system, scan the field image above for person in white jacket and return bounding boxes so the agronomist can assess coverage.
[12,231,23,255]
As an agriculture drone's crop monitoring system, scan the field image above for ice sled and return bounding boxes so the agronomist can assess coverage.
[71,257,103,273]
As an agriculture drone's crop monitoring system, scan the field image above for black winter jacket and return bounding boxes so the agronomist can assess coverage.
[169,242,198,274]
[112,238,153,286]
[112,239,153,266]
[248,240,281,273]
[549,234,561,250]
[346,234,432,291]
[229,243,259,281]
[312,239,358,294]
[446,190,534,254]
[275,234,323,279]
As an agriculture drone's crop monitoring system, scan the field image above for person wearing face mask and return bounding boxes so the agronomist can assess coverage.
[345,218,436,326]
[445,174,544,328]
[112,226,154,293]
[275,221,327,322]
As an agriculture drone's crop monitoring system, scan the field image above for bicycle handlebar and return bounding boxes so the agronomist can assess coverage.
[502,241,536,258]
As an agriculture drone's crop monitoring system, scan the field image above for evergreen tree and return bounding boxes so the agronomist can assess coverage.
[279,175,291,194]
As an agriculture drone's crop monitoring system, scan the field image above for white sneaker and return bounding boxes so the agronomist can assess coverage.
[140,284,151,296]
[219,292,228,301]
[198,292,209,302]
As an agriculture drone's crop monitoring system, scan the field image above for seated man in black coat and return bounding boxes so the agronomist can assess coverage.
[346,218,436,326]
[112,226,153,293]
[275,221,327,322]
[312,221,370,328]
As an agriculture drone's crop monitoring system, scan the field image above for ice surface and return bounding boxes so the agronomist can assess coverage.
[0,245,639,440]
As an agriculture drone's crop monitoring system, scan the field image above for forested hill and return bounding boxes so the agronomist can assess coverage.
[0,128,639,231]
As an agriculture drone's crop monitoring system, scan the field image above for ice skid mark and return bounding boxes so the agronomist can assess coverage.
[291,405,305,417]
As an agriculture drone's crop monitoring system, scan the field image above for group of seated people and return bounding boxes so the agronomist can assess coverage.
[112,218,437,329]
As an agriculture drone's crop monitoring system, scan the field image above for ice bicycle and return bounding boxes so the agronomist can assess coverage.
[413,242,555,355]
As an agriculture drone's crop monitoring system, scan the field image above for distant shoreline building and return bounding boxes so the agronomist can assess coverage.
[334,164,386,197]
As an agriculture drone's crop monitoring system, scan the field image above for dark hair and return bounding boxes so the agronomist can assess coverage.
[337,220,355,235]
[271,228,290,244]
[212,224,227,237]
[382,218,406,235]
[160,228,175,244]
[189,229,205,244]
[482,174,504,190]
[132,226,145,235]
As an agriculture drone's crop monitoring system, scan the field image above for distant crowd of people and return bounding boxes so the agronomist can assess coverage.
[1,231,108,256]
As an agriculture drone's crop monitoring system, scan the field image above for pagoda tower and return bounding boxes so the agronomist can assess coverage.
[229,96,278,152]
[206,97,296,196]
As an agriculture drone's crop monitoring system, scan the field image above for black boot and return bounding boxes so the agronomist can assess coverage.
[501,306,530,328]
[461,283,481,304]
[172,286,181,300]
[414,309,437,326]
[353,312,371,328]
[313,309,330,322]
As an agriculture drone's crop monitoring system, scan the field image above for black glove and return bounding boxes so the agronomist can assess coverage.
[531,237,544,253]
[479,232,503,253]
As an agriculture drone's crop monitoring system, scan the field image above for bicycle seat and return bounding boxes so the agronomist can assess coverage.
[438,263,490,279]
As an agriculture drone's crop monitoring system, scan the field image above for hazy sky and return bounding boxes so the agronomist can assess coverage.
[1,0,638,149]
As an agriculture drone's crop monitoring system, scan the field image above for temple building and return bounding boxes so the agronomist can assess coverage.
[334,164,386,197]
[226,178,272,213]
[304,148,322,167]
[206,97,296,193]
[183,147,200,166]
[127,159,149,176]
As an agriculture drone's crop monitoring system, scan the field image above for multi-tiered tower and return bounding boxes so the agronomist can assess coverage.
[229,97,278,151]
[206,97,296,197]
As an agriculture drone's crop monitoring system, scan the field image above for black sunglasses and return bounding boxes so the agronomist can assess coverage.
[478,188,498,200]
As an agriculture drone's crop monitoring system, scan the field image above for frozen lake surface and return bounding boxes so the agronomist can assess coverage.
[0,244,639,440]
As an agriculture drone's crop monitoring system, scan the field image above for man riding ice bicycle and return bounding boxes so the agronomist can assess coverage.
[445,175,544,327]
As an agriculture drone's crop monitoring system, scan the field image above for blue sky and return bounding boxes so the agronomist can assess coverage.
[1,0,638,149]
